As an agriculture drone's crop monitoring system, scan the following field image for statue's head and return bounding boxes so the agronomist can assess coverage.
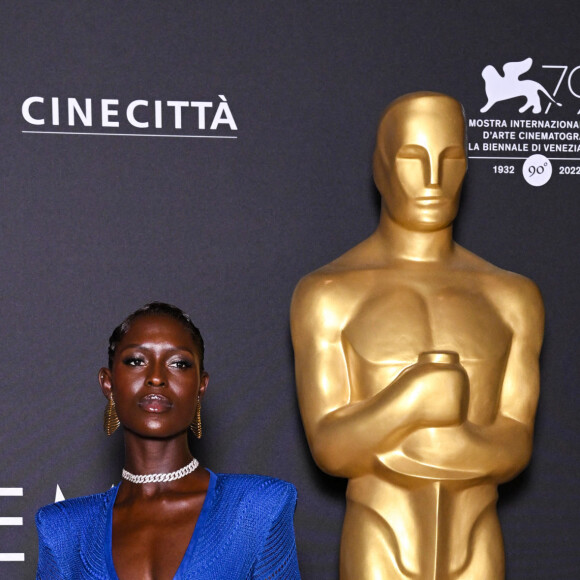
[373,92,467,232]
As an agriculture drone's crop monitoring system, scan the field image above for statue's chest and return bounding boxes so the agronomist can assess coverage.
[342,278,511,364]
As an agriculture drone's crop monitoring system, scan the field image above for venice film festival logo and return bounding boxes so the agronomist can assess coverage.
[470,58,580,186]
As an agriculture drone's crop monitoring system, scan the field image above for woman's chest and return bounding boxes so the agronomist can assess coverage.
[111,497,203,580]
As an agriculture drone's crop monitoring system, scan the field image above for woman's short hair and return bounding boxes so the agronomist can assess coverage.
[107,302,205,371]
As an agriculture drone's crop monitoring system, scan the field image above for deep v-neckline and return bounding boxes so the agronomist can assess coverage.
[105,469,217,580]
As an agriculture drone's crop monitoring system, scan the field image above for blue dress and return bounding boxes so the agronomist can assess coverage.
[36,471,301,579]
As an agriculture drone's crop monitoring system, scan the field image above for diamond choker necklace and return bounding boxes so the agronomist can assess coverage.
[122,457,199,484]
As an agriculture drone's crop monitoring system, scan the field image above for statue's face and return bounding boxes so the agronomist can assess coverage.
[373,95,467,232]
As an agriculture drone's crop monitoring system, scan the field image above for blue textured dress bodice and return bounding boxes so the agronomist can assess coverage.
[36,471,300,579]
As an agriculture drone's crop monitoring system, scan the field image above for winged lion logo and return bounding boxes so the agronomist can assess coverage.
[481,58,562,114]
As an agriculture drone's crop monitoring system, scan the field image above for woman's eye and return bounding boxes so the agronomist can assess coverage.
[170,359,192,369]
[123,357,145,367]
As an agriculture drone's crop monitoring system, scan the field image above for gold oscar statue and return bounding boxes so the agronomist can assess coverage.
[290,92,544,579]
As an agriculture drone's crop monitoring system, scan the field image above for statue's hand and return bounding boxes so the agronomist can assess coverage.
[394,351,469,429]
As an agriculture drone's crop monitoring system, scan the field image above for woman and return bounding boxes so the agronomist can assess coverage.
[36,302,301,579]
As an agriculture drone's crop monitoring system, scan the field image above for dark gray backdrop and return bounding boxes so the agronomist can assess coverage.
[1,1,578,578]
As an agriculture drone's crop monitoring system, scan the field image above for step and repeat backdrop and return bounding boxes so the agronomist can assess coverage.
[1,2,578,578]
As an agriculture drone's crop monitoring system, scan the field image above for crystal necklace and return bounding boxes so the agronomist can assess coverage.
[122,457,199,484]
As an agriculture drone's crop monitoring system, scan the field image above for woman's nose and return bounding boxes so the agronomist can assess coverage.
[147,361,165,386]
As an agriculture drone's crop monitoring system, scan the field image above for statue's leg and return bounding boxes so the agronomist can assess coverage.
[451,503,505,580]
[340,500,417,580]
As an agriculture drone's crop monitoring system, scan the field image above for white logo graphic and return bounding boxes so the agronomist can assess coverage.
[523,154,552,186]
[481,58,562,114]
[0,488,25,562]
[55,484,65,502]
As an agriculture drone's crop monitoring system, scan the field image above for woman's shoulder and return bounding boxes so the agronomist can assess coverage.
[215,472,297,500]
[210,472,297,518]
[35,485,118,531]
[36,487,119,577]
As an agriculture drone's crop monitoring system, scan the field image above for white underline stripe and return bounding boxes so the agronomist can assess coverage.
[0,518,23,526]
[0,488,23,496]
[469,156,528,159]
[0,553,25,561]
[22,130,237,139]
[469,156,580,160]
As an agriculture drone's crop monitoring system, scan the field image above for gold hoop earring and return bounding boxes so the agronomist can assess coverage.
[104,396,120,436]
[190,396,202,439]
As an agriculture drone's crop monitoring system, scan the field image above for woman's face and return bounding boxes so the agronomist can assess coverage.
[99,314,209,439]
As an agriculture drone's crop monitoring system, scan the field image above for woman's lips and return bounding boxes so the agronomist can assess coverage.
[138,393,173,413]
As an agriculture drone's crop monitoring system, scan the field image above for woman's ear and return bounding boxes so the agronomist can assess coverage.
[99,367,113,399]
[199,372,209,400]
